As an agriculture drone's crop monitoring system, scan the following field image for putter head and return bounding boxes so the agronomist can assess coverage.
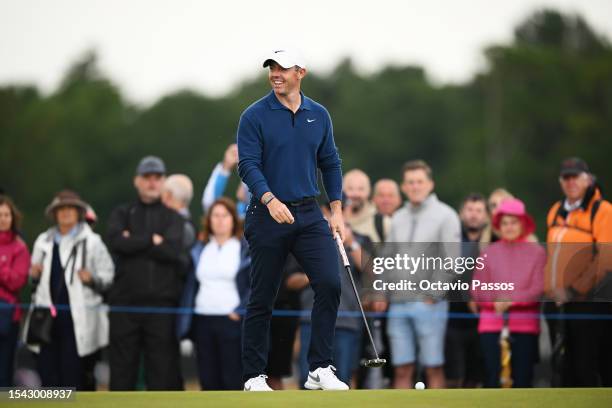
[364,358,387,368]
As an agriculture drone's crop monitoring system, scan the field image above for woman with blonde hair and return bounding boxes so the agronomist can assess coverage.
[479,188,514,249]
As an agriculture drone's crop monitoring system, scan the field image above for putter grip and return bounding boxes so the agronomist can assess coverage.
[334,233,350,267]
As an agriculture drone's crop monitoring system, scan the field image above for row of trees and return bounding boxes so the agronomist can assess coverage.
[1,9,611,241]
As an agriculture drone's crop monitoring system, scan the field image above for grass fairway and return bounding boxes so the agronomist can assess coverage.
[3,388,611,408]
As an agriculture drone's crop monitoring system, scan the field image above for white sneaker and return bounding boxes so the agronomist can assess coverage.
[304,365,349,390]
[244,374,273,391]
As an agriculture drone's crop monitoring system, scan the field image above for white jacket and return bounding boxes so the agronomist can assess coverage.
[24,223,114,356]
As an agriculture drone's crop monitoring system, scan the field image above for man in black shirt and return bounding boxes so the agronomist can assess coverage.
[445,193,488,388]
[106,156,186,390]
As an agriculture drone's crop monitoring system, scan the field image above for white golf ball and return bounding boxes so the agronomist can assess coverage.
[415,381,425,390]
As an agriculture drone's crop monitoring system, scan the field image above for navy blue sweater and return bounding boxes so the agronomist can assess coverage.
[237,91,342,202]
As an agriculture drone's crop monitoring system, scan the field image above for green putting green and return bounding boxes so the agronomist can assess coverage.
[3,388,612,408]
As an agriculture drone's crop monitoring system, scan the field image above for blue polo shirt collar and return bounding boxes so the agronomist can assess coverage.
[266,90,313,111]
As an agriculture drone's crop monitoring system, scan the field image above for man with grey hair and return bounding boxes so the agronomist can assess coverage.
[163,174,194,213]
[162,174,196,251]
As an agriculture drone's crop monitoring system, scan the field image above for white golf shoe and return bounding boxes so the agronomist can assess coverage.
[304,365,349,390]
[243,374,273,391]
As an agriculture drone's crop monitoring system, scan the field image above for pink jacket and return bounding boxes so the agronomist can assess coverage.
[0,231,30,321]
[471,240,545,334]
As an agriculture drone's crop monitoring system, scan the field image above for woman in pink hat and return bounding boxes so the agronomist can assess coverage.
[471,198,546,388]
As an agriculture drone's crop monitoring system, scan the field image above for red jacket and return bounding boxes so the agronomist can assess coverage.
[0,231,30,321]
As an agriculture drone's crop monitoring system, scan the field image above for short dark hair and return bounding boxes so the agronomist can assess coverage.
[402,160,433,181]
[0,195,22,234]
[460,193,486,210]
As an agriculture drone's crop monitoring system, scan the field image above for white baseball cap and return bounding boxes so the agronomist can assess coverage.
[263,49,306,69]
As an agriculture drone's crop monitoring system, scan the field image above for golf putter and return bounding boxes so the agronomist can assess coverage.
[334,233,386,368]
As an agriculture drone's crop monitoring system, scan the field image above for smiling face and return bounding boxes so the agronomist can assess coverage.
[268,61,305,97]
[402,169,434,205]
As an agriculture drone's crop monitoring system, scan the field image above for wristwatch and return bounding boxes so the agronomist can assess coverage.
[263,194,276,206]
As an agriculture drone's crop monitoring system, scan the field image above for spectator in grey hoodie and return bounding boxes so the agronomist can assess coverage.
[381,160,461,389]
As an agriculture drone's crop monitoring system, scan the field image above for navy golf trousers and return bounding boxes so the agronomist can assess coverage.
[242,199,341,382]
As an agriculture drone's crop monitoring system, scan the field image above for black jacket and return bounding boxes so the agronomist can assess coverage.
[106,199,185,306]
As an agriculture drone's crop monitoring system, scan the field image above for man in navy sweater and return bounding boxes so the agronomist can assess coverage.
[238,49,347,391]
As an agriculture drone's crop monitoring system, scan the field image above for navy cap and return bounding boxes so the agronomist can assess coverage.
[136,156,166,175]
[560,157,589,177]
